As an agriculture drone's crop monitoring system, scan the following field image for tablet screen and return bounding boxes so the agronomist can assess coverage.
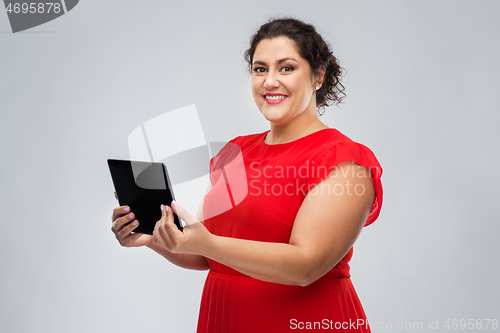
[107,159,183,234]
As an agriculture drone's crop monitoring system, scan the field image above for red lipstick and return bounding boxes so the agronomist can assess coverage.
[263,93,288,104]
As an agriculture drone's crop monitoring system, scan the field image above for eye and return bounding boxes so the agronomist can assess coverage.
[252,67,266,74]
[281,66,294,73]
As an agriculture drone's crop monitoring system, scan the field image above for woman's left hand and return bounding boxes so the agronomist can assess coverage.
[153,201,211,255]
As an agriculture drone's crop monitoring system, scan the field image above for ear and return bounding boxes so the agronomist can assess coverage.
[314,65,326,86]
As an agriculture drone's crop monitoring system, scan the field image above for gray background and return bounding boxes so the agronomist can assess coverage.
[1,0,499,332]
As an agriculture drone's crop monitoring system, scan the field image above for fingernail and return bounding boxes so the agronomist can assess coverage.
[124,207,130,212]
[161,204,164,211]
[132,220,138,226]
[128,213,134,219]
[172,200,179,208]
[165,205,169,212]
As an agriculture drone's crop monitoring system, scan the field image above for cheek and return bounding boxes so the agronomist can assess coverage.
[251,78,262,102]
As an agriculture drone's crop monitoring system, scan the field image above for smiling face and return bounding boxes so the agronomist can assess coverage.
[251,36,322,126]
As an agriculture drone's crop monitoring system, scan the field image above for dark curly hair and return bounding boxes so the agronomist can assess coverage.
[244,17,346,115]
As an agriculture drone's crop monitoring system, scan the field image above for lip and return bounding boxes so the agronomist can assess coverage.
[263,93,288,104]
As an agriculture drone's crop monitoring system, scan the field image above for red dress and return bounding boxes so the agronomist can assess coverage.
[199,128,383,333]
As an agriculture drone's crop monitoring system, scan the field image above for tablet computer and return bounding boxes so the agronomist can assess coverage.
[107,159,183,234]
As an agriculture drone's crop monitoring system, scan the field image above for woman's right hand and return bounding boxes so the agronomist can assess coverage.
[111,203,153,248]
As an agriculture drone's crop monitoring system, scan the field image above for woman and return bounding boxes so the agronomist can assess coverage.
[111,17,383,332]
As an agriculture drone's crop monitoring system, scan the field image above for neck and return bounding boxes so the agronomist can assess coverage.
[266,106,329,145]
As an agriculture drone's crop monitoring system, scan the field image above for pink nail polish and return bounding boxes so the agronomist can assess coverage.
[172,200,179,208]
[128,213,134,219]
[124,207,130,212]
[166,205,169,212]
[132,220,138,226]
[161,204,164,211]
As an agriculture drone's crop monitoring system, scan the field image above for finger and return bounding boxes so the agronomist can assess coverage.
[111,205,131,222]
[170,200,198,225]
[118,226,143,247]
[116,219,139,240]
[162,207,186,247]
[159,204,186,252]
[122,232,143,247]
[153,205,172,248]
[162,204,181,239]
[153,219,167,247]
[112,212,135,234]
[160,204,180,238]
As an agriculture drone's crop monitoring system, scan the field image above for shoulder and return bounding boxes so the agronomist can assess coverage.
[217,131,268,154]
[229,131,267,145]
[314,128,354,147]
[315,129,381,169]
[305,129,384,226]
[211,131,267,166]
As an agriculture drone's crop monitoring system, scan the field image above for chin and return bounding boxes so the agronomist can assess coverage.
[266,117,290,127]
[260,109,288,124]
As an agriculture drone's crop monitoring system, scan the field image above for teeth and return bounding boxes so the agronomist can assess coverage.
[265,95,287,100]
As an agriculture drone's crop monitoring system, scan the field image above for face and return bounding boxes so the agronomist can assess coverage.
[251,36,322,125]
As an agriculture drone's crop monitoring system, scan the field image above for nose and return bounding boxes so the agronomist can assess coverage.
[264,71,280,90]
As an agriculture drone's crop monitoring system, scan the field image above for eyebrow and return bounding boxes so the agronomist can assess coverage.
[252,57,298,67]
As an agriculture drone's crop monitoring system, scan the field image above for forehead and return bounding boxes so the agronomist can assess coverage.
[253,36,302,62]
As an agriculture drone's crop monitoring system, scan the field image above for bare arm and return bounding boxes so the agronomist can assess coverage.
[154,161,375,286]
[145,241,209,270]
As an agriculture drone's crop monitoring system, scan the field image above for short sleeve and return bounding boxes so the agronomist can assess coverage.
[307,140,383,227]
